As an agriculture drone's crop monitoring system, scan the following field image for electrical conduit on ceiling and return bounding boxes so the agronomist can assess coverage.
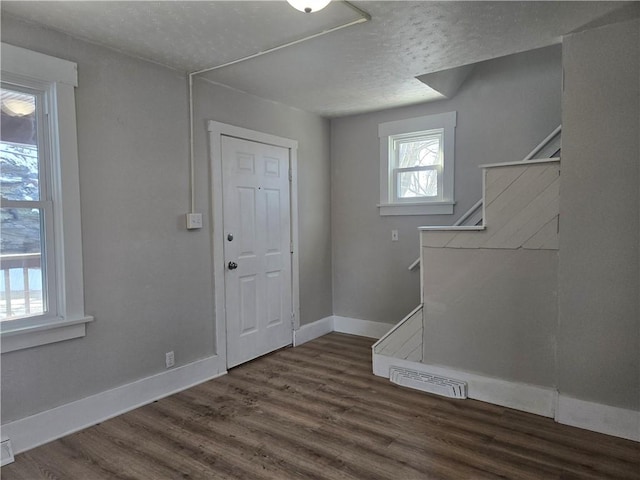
[186,1,371,214]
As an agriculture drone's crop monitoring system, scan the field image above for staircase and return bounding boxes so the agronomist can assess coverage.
[373,128,561,417]
[454,125,561,229]
[408,126,561,271]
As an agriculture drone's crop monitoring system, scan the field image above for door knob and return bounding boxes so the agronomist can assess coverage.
[228,261,238,270]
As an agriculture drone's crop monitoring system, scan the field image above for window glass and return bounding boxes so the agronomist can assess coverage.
[396,132,442,168]
[1,89,39,201]
[391,130,444,201]
[397,170,438,199]
[0,208,45,319]
[1,86,47,321]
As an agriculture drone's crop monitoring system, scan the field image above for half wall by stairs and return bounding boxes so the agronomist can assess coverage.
[373,149,639,441]
[373,157,561,419]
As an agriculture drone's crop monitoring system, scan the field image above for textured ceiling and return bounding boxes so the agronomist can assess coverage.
[1,1,631,117]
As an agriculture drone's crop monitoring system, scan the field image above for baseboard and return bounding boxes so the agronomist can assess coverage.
[293,316,334,346]
[333,316,393,339]
[556,395,640,442]
[1,355,226,455]
[3,315,386,457]
[295,316,392,344]
[373,353,556,418]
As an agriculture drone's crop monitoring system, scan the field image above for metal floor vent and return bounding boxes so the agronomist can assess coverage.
[1,439,14,466]
[389,366,467,399]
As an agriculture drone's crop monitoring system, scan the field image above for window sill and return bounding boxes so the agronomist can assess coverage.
[1,316,94,353]
[378,201,455,216]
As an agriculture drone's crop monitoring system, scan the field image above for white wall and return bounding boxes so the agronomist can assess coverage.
[558,18,639,411]
[0,15,332,423]
[330,45,562,324]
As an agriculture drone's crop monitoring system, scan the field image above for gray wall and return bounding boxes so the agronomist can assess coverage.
[330,46,562,324]
[422,248,558,387]
[1,15,332,423]
[192,78,333,327]
[558,19,639,410]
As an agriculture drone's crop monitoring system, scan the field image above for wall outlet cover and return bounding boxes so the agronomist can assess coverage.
[165,351,175,368]
[186,213,203,229]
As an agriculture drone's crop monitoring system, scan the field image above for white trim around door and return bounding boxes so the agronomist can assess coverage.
[207,121,300,368]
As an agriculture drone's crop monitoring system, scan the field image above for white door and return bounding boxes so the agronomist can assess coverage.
[222,135,293,368]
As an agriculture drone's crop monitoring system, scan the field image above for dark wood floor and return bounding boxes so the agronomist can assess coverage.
[3,333,639,479]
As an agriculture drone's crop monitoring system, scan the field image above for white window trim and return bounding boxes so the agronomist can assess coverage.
[378,111,456,216]
[1,43,93,353]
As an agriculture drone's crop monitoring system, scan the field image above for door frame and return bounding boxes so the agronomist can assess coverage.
[207,121,300,367]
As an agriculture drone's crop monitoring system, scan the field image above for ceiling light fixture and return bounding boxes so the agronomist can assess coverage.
[1,98,36,117]
[286,0,331,13]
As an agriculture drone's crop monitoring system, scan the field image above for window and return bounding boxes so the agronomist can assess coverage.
[378,111,456,215]
[1,43,92,353]
[1,87,54,321]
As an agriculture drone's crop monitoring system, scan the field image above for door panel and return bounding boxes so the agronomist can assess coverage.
[222,136,292,368]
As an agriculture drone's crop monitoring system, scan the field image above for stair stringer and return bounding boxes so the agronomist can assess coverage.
[372,304,424,368]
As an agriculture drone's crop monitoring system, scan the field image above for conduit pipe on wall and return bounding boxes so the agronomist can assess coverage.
[186,1,371,214]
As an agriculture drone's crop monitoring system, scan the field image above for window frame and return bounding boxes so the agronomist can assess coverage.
[378,111,456,216]
[1,43,93,353]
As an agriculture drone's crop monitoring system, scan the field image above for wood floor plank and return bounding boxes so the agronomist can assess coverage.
[2,333,639,480]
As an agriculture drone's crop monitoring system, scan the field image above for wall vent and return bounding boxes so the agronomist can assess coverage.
[1,439,14,466]
[389,366,467,399]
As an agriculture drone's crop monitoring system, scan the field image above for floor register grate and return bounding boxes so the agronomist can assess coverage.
[389,366,468,399]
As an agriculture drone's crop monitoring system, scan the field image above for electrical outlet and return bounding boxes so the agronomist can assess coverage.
[186,213,203,230]
[165,351,175,368]
[391,229,399,241]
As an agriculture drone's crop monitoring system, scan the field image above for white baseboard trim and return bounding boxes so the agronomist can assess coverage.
[3,315,387,457]
[373,353,556,418]
[556,395,640,442]
[1,355,226,456]
[293,316,334,346]
[294,316,393,345]
[333,316,393,339]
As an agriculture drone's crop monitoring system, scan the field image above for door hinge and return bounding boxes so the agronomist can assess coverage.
[291,311,296,327]
[288,167,292,182]
[290,242,294,254]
